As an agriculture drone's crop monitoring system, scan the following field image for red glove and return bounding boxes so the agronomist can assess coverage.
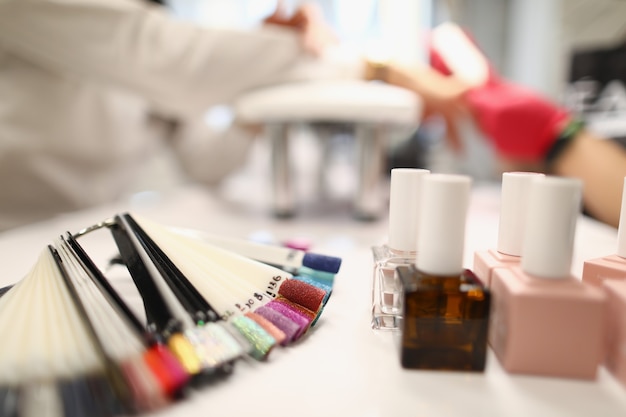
[428,23,570,162]
[463,81,570,161]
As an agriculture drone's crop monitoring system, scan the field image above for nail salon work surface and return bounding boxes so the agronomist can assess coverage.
[1,183,625,417]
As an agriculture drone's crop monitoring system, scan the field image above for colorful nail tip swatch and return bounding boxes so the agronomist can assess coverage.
[297,266,336,284]
[184,328,227,370]
[274,297,317,321]
[230,316,276,360]
[197,323,245,365]
[294,276,332,303]
[166,334,204,376]
[143,344,189,397]
[245,312,287,346]
[265,301,312,341]
[0,215,342,417]
[301,252,342,273]
[254,306,301,345]
[277,279,326,313]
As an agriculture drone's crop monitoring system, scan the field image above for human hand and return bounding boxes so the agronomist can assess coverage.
[407,65,471,152]
[374,62,471,152]
[263,1,338,56]
[427,22,570,162]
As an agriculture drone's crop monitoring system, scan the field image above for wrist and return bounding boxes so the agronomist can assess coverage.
[545,118,585,169]
[364,59,390,82]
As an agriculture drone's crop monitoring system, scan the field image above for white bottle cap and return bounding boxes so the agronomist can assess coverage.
[497,172,545,256]
[416,173,471,275]
[388,168,430,252]
[521,176,583,279]
[617,176,626,258]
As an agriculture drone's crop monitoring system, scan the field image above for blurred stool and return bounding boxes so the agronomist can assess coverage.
[234,80,421,220]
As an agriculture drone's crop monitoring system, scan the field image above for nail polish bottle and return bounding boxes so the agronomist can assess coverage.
[582,176,626,287]
[371,168,429,330]
[473,172,544,287]
[396,174,491,371]
[602,279,626,388]
[489,176,606,379]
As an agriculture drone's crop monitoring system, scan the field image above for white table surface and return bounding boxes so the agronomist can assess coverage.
[1,183,625,417]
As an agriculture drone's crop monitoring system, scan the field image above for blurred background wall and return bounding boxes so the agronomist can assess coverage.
[131,0,626,197]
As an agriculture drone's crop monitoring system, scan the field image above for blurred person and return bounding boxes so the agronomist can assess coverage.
[415,23,626,228]
[0,0,358,231]
[1,0,485,232]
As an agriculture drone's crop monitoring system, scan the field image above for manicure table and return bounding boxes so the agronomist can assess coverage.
[234,79,421,220]
[0,182,625,417]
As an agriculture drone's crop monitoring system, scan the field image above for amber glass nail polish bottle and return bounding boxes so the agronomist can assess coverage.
[397,174,490,371]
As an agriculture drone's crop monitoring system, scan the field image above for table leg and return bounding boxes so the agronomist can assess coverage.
[269,124,295,218]
[354,124,385,220]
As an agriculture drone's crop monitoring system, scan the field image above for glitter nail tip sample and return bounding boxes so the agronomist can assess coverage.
[264,300,313,341]
[274,297,316,321]
[167,334,204,376]
[202,322,247,364]
[254,306,301,345]
[302,253,342,274]
[143,345,190,397]
[298,267,336,285]
[184,328,229,371]
[294,276,332,304]
[229,316,276,360]
[277,279,326,313]
[245,312,287,346]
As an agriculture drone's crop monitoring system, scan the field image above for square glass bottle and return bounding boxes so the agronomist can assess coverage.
[371,168,429,330]
[371,245,415,329]
[397,266,490,371]
[397,174,491,371]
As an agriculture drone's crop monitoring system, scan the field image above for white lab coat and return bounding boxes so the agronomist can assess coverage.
[0,0,363,230]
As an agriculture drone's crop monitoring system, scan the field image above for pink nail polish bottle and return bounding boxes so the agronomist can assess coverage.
[474,172,544,287]
[602,279,626,388]
[371,168,430,330]
[582,177,626,287]
[490,176,606,379]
